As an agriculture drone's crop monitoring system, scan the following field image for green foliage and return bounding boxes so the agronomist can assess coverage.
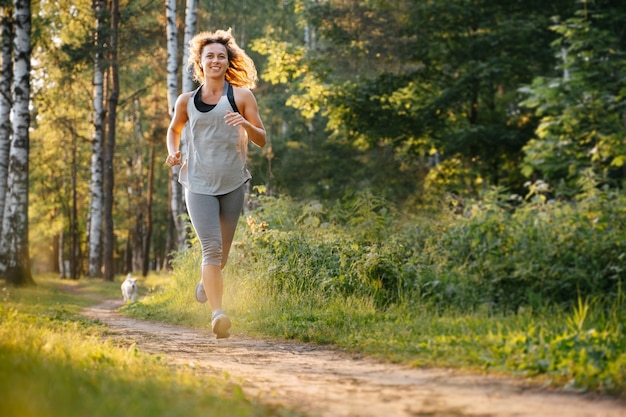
[286,0,573,199]
[242,191,408,307]
[520,3,626,189]
[424,155,483,197]
[481,296,626,392]
[426,182,626,309]
[242,186,626,312]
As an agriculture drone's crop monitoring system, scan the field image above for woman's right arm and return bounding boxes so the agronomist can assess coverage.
[166,93,190,167]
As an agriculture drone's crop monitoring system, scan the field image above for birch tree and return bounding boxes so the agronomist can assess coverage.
[103,0,119,281]
[171,0,197,249]
[0,0,33,286]
[165,0,185,251]
[0,4,12,230]
[87,0,106,278]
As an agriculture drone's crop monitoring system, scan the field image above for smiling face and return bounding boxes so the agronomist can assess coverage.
[200,42,229,80]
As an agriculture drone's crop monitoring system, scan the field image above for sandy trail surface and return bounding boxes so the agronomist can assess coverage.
[82,299,626,417]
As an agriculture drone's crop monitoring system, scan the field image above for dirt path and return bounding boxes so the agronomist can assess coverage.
[82,299,626,417]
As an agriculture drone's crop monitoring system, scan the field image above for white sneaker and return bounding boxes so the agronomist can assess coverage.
[195,281,208,303]
[211,311,231,339]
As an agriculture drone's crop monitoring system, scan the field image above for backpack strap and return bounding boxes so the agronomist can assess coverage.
[226,82,240,113]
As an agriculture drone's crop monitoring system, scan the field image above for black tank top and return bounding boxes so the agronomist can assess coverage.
[193,82,240,113]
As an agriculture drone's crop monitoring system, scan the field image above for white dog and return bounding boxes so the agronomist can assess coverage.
[121,273,138,303]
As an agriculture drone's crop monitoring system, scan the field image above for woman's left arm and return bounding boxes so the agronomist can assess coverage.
[225,88,266,148]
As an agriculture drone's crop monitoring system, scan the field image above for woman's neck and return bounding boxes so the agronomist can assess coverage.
[203,78,225,95]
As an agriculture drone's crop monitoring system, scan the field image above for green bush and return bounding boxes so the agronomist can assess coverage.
[240,187,625,311]
[436,186,626,310]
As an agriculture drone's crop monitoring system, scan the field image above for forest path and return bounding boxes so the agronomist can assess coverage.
[82,298,626,417]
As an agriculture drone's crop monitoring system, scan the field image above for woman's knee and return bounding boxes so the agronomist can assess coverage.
[201,240,222,266]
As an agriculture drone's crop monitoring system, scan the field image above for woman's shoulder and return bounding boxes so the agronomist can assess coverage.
[178,90,196,103]
[232,86,256,104]
[232,85,253,94]
[173,90,197,114]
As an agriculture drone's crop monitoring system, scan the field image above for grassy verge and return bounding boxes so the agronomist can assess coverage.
[0,274,304,417]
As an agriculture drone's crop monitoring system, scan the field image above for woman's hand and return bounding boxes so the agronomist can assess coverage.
[224,110,247,127]
[165,150,181,167]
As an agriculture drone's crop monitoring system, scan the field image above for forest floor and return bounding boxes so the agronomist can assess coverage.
[82,298,626,417]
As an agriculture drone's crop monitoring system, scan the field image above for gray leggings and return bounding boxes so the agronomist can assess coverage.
[185,184,245,267]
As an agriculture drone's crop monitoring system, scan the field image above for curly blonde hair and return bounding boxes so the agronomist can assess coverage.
[188,29,258,89]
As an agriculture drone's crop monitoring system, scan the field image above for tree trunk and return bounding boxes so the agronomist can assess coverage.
[142,141,155,276]
[0,6,13,233]
[165,0,177,115]
[166,0,186,252]
[162,181,176,271]
[103,0,119,281]
[87,0,106,278]
[58,230,66,278]
[50,231,58,274]
[0,0,33,286]
[124,228,132,274]
[182,0,196,93]
[69,127,79,279]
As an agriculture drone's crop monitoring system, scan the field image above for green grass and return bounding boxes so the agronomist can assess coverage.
[0,274,305,417]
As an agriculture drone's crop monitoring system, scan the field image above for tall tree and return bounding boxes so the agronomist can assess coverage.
[103,0,119,281]
[171,0,197,254]
[0,0,33,286]
[87,0,106,278]
[0,4,12,231]
[165,0,185,253]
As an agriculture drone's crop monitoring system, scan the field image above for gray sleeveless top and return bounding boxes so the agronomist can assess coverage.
[179,82,251,195]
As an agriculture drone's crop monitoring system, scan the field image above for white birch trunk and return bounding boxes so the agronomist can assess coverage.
[0,7,12,232]
[87,0,105,277]
[182,0,196,93]
[165,0,185,250]
[0,0,33,285]
[165,0,177,114]
[172,0,197,249]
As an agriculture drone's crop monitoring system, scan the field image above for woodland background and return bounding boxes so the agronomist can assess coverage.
[1,0,625,284]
